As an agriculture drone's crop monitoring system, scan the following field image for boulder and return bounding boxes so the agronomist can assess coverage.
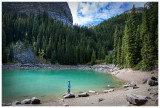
[78,92,89,97]
[31,97,40,104]
[142,77,150,84]
[21,99,31,104]
[151,76,158,81]
[103,89,114,93]
[128,82,136,87]
[88,90,96,93]
[126,94,147,105]
[64,93,75,98]
[155,98,158,105]
[12,101,21,105]
[147,79,158,86]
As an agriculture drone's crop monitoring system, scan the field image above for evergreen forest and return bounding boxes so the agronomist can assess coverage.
[2,2,158,70]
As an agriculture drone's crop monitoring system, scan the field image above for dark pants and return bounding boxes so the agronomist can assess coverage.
[68,89,70,94]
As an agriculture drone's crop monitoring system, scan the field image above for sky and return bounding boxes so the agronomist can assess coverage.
[68,2,146,26]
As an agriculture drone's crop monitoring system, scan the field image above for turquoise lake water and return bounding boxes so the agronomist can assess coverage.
[2,69,122,103]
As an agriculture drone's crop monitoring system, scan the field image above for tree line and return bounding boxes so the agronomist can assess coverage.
[112,2,158,70]
[2,12,107,65]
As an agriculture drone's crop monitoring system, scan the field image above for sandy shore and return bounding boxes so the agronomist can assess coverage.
[2,64,158,106]
[38,67,158,106]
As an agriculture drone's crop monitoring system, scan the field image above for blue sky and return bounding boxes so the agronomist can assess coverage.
[68,2,146,26]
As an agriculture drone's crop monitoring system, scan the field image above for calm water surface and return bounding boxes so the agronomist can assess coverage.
[2,69,122,103]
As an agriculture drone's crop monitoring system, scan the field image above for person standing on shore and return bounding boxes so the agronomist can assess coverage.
[68,80,71,94]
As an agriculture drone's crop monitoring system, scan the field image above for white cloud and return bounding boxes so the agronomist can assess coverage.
[68,2,146,26]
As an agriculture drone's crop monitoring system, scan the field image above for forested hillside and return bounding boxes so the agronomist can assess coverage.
[2,13,106,65]
[2,2,158,70]
[112,2,158,70]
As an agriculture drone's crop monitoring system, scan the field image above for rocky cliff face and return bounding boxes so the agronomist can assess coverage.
[2,2,73,26]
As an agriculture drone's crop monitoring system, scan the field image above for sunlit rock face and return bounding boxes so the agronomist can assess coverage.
[2,2,73,26]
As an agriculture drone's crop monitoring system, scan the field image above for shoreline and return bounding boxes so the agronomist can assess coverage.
[2,63,117,73]
[2,63,158,106]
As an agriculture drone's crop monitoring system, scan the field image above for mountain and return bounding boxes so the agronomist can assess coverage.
[2,2,73,26]
[123,7,144,14]
[87,23,95,28]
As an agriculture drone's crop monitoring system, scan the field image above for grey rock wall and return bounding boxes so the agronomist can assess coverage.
[2,2,73,26]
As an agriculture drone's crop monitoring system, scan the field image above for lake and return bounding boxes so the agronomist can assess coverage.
[2,69,122,103]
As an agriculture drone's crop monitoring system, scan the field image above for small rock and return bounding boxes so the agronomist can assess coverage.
[60,99,64,102]
[12,101,21,105]
[21,99,31,104]
[63,104,69,106]
[148,88,151,91]
[31,97,40,104]
[2,103,12,106]
[103,89,114,93]
[126,94,147,105]
[146,96,151,99]
[126,102,131,106]
[151,72,154,74]
[128,82,136,87]
[41,95,45,97]
[123,85,128,88]
[88,90,96,93]
[133,86,139,89]
[153,92,158,96]
[98,98,104,102]
[78,92,89,97]
[119,67,124,70]
[64,93,75,98]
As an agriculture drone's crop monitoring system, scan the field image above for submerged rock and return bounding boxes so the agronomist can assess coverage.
[64,93,75,98]
[21,99,31,104]
[88,90,96,93]
[31,97,40,104]
[78,92,89,97]
[126,94,147,105]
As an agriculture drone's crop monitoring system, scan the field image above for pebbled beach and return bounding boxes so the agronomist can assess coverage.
[38,67,158,106]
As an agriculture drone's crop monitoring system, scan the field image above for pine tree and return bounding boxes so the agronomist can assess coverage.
[135,25,142,63]
[113,26,119,65]
[117,37,121,65]
[91,50,96,65]
[141,5,156,70]
[125,5,137,67]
